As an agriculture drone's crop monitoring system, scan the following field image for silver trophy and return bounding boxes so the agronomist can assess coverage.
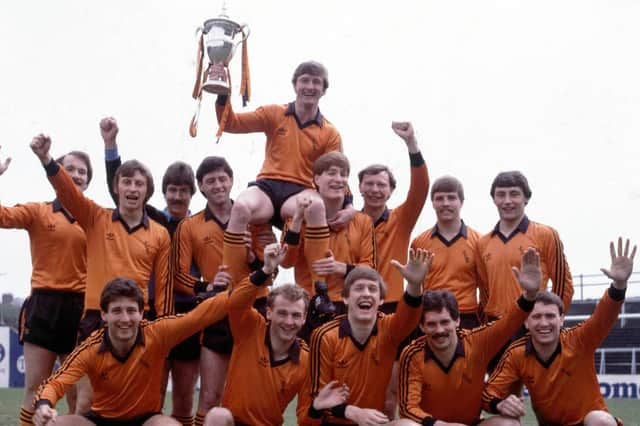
[199,7,249,95]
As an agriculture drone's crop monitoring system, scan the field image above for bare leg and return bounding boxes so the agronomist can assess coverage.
[226,187,274,233]
[22,342,57,423]
[197,348,229,413]
[74,376,93,415]
[171,359,200,422]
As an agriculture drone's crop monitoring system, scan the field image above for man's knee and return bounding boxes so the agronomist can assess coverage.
[204,407,234,426]
[230,199,252,225]
[144,414,181,426]
[584,410,617,426]
[304,192,326,221]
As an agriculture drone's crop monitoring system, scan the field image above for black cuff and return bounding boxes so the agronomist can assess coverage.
[307,404,324,419]
[489,397,503,414]
[193,280,207,294]
[422,416,436,426]
[330,403,347,419]
[344,264,355,278]
[343,194,353,208]
[403,291,423,308]
[248,257,263,271]
[409,152,425,167]
[44,159,60,176]
[517,295,535,312]
[284,230,300,245]
[608,285,627,302]
[216,95,228,106]
[36,399,53,408]
[250,268,270,286]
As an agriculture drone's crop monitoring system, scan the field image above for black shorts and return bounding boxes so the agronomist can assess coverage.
[84,411,159,426]
[248,179,307,229]
[168,300,201,361]
[378,302,398,315]
[19,289,84,354]
[201,297,267,355]
[77,309,105,344]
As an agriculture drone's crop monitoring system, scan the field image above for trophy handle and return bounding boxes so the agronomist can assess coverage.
[236,24,250,46]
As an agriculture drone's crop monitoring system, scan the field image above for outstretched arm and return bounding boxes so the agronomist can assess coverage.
[100,116,121,204]
[30,134,97,228]
[390,121,430,231]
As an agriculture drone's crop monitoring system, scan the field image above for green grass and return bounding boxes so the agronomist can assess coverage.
[4,388,639,425]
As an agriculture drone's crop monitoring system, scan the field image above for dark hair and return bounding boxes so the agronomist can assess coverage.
[162,161,195,195]
[534,291,564,315]
[421,290,460,321]
[292,61,329,91]
[56,151,93,185]
[268,284,310,312]
[313,151,350,177]
[358,164,396,190]
[343,266,387,299]
[100,277,144,312]
[490,171,532,200]
[113,160,155,203]
[431,175,464,201]
[196,156,233,183]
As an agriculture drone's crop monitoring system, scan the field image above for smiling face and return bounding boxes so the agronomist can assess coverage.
[359,171,392,210]
[492,186,527,224]
[294,73,325,109]
[267,294,307,344]
[344,278,383,323]
[61,154,90,192]
[525,302,564,349]
[115,171,148,212]
[314,165,348,202]
[101,297,143,347]
[420,308,460,353]
[198,168,233,207]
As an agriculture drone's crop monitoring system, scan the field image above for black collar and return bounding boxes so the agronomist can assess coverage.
[424,335,465,373]
[203,205,229,230]
[338,315,379,351]
[98,326,145,363]
[525,336,562,368]
[373,208,390,227]
[52,199,75,223]
[491,215,530,243]
[264,324,301,366]
[111,209,150,233]
[285,102,324,128]
[431,220,468,246]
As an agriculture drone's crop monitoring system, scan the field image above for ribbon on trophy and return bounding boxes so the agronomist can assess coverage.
[189,10,250,141]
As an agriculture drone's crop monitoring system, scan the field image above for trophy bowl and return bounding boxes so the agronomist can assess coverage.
[201,16,249,94]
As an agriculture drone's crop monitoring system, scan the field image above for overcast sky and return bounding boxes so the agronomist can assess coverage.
[1,0,639,299]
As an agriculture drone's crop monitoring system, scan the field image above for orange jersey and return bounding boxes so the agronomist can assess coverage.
[282,212,375,301]
[46,162,172,316]
[483,287,624,424]
[35,292,229,419]
[0,200,86,293]
[373,152,429,302]
[475,216,573,319]
[217,102,342,187]
[309,293,422,424]
[223,272,311,425]
[411,222,480,313]
[397,296,533,425]
[171,208,268,298]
